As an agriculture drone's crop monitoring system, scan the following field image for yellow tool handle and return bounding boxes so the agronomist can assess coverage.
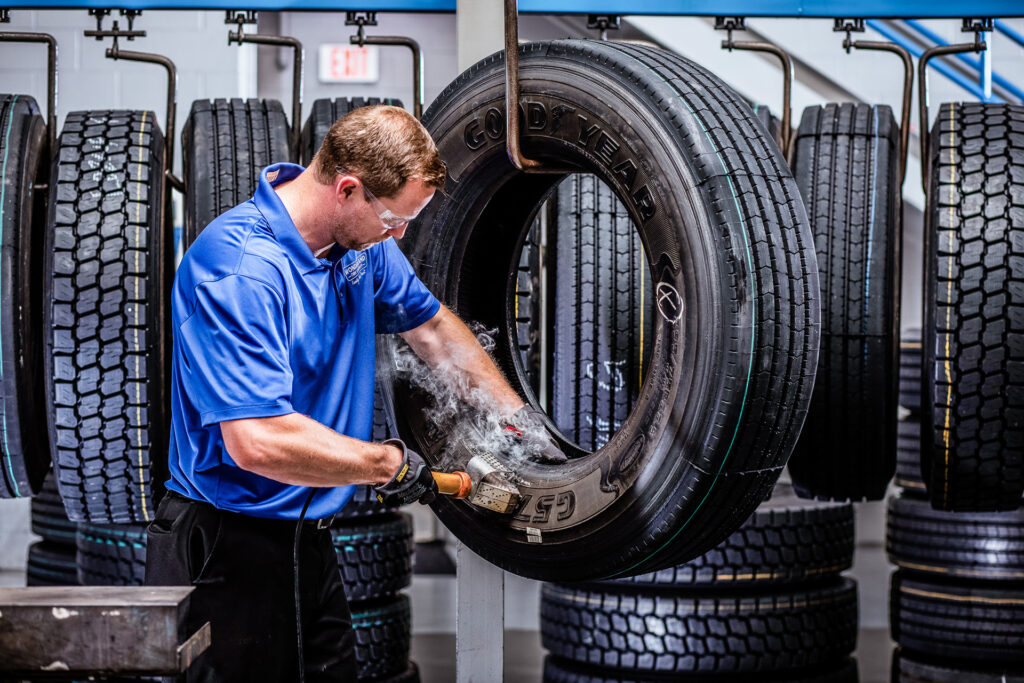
[433,471,472,499]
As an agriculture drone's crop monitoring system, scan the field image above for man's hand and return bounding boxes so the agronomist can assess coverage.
[374,439,438,506]
[509,406,567,464]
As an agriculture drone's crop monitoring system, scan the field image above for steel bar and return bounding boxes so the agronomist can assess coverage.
[918,40,985,192]
[504,0,541,171]
[0,31,58,152]
[350,33,423,119]
[844,39,914,184]
[230,30,304,157]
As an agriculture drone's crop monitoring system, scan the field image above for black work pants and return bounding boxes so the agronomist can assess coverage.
[145,492,356,682]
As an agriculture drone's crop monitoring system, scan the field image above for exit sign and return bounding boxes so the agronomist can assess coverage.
[319,44,380,84]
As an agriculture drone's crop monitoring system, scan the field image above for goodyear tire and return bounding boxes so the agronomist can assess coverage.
[44,110,169,524]
[300,96,405,165]
[541,578,858,675]
[887,493,1024,581]
[332,513,413,601]
[381,40,819,581]
[788,103,901,501]
[181,98,291,246]
[76,521,147,586]
[891,571,1024,663]
[0,94,49,498]
[922,103,1024,511]
[606,483,853,589]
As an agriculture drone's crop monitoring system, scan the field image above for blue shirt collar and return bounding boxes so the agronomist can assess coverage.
[253,163,324,274]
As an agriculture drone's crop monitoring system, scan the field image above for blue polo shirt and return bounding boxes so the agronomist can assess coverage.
[166,163,440,519]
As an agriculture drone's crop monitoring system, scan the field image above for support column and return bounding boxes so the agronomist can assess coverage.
[455,540,505,682]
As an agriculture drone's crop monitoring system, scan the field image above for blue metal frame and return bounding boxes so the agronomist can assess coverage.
[6,0,1024,17]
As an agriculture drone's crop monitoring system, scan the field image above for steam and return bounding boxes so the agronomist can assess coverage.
[380,323,550,472]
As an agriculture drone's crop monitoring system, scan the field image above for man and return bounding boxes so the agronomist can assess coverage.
[145,105,561,681]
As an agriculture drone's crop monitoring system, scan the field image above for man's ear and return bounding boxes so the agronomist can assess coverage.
[336,175,359,202]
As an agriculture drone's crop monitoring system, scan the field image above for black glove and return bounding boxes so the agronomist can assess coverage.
[374,439,438,506]
[508,406,567,464]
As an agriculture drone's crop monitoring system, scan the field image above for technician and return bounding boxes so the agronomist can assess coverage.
[145,105,562,681]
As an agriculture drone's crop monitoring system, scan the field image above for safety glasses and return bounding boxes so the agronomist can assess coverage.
[336,167,419,231]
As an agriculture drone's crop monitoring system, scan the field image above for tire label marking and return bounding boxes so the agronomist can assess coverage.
[656,282,683,322]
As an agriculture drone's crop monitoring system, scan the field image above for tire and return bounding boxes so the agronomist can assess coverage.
[891,571,1024,663]
[551,173,651,452]
[352,594,411,681]
[893,648,1024,683]
[44,110,169,524]
[26,540,78,586]
[540,578,858,675]
[752,103,783,153]
[921,103,1024,511]
[788,103,901,502]
[381,40,819,582]
[900,335,923,414]
[300,96,405,165]
[542,655,859,682]
[30,472,77,546]
[0,94,50,498]
[181,98,291,246]
[896,417,927,497]
[887,493,1024,580]
[605,483,852,589]
[76,521,147,586]
[332,513,413,601]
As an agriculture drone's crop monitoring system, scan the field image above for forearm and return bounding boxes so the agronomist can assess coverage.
[221,412,402,487]
[401,306,525,417]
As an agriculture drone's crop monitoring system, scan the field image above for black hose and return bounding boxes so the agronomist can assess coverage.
[295,488,317,683]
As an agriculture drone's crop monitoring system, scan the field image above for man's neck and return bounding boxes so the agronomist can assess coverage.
[274,170,334,254]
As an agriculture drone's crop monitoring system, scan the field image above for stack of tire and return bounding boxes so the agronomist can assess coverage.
[27,474,78,586]
[539,483,859,682]
[300,97,418,683]
[888,102,1024,681]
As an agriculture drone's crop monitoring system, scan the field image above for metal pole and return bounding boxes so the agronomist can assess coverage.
[350,34,423,120]
[504,0,542,171]
[0,32,58,152]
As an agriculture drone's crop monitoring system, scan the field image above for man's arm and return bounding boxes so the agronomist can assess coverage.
[220,413,403,487]
[399,305,525,417]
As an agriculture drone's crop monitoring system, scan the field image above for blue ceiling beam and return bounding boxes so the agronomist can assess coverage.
[6,0,1024,18]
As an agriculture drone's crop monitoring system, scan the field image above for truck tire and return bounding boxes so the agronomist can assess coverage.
[892,648,1024,683]
[541,578,857,675]
[542,655,858,682]
[605,483,852,589]
[181,98,291,246]
[76,521,147,586]
[887,493,1024,580]
[896,417,926,497]
[752,103,783,152]
[788,103,901,501]
[899,336,923,415]
[0,94,50,498]
[381,40,819,582]
[552,173,650,451]
[332,513,413,601]
[26,540,78,586]
[300,96,405,165]
[44,110,169,524]
[922,103,1024,511]
[352,594,411,680]
[30,473,77,546]
[891,571,1024,663]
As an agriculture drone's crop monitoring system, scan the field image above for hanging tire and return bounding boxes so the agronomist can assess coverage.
[891,571,1024,663]
[352,594,411,681]
[551,173,650,451]
[332,513,413,601]
[752,103,783,152]
[0,94,50,498]
[540,578,857,675]
[76,521,147,586]
[381,40,819,582]
[922,102,1024,512]
[542,655,859,682]
[788,103,901,501]
[887,493,1024,580]
[605,483,852,589]
[30,472,77,546]
[892,648,1024,683]
[26,541,78,586]
[300,96,405,165]
[181,98,291,246]
[44,110,169,524]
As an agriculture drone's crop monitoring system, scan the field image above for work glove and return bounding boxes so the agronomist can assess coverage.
[374,439,438,506]
[507,406,567,464]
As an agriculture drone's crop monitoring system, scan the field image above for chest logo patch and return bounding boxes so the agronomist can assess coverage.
[344,252,368,285]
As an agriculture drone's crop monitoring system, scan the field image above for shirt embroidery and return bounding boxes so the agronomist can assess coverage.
[344,252,368,285]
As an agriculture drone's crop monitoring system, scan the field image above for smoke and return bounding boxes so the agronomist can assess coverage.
[380,323,550,473]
